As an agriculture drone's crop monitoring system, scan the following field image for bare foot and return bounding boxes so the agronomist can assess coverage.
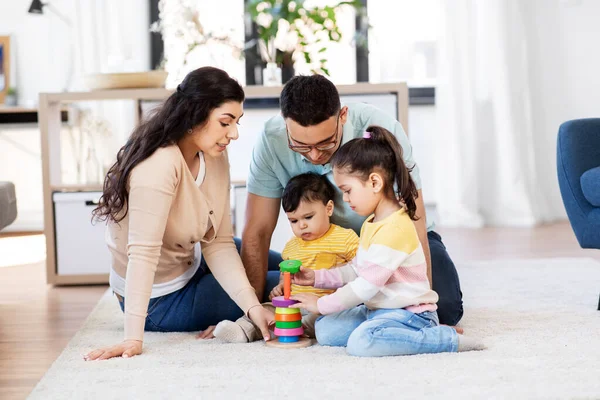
[442,324,464,334]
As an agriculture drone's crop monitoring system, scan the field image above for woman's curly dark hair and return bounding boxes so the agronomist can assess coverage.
[92,67,244,223]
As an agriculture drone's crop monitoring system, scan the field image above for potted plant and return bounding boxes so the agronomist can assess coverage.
[4,87,17,106]
[247,0,365,85]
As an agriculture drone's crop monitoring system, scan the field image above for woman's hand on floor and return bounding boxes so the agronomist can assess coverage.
[248,305,275,341]
[196,325,216,339]
[84,340,142,361]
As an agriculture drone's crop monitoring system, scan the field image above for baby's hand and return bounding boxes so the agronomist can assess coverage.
[269,283,284,300]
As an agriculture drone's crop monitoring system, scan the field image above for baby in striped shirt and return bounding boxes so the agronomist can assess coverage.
[214,173,359,342]
[291,126,485,357]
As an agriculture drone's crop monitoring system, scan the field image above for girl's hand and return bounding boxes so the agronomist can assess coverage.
[84,340,143,361]
[248,305,275,341]
[269,283,284,300]
[290,293,320,314]
[291,266,315,286]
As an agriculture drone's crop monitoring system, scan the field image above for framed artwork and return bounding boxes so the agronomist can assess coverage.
[0,36,10,103]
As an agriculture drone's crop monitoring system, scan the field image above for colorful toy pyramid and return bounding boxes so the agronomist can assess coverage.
[265,260,312,348]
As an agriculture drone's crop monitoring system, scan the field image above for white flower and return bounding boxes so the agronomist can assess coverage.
[256,12,273,29]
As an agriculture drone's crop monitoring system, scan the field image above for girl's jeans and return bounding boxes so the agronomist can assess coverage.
[315,306,459,357]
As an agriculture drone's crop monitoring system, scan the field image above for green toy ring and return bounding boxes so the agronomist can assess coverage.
[279,260,302,273]
[275,320,302,329]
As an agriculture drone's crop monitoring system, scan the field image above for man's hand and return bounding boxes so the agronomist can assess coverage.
[291,266,315,287]
[241,194,281,300]
[248,305,275,341]
[290,293,320,314]
[269,283,284,300]
[84,340,143,361]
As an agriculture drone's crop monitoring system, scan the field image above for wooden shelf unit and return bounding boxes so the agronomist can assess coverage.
[39,89,171,285]
[39,83,408,285]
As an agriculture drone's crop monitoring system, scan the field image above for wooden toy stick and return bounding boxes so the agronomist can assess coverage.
[283,272,291,299]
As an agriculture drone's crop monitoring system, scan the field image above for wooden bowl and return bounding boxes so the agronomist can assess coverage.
[83,71,168,90]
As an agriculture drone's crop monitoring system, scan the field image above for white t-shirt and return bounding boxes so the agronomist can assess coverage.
[110,152,209,299]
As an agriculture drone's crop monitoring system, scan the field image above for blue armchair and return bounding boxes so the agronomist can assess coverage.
[557,118,600,309]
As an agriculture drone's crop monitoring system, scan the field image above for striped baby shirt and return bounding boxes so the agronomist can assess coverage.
[282,224,359,297]
[314,209,439,315]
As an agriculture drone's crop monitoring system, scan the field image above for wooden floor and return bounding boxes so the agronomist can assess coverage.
[437,222,600,263]
[0,222,598,399]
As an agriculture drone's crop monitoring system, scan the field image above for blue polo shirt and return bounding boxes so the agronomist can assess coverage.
[247,102,434,234]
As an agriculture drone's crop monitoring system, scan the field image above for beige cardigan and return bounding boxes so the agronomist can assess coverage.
[106,145,259,341]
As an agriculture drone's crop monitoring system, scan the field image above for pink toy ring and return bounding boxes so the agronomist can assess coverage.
[274,327,304,337]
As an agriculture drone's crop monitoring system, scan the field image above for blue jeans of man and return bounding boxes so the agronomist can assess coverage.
[117,238,282,332]
[315,306,458,357]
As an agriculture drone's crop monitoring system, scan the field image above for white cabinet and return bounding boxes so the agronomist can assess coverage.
[53,191,110,276]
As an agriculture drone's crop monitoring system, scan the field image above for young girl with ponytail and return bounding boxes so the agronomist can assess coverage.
[291,125,484,357]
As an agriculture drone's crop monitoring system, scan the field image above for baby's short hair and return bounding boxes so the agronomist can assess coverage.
[282,173,336,213]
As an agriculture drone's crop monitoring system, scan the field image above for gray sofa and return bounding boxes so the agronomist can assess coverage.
[0,182,17,231]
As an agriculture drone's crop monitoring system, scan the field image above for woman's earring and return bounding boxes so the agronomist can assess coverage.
[187,129,193,134]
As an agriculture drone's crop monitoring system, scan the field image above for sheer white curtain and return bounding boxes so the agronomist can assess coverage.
[64,0,150,184]
[73,0,150,139]
[435,0,552,227]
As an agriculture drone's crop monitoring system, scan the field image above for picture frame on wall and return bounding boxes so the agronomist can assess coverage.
[0,36,10,103]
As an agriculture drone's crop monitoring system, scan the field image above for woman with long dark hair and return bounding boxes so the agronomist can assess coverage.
[84,67,276,360]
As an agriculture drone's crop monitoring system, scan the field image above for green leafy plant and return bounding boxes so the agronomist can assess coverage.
[7,87,16,96]
[247,0,366,76]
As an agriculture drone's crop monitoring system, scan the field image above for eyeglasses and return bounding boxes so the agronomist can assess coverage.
[286,112,341,154]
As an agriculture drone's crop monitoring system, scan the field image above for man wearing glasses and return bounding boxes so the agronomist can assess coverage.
[241,75,463,327]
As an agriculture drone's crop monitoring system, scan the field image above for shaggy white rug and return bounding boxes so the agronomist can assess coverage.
[29,258,600,400]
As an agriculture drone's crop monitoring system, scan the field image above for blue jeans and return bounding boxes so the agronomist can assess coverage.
[117,238,282,332]
[315,306,458,357]
[429,231,464,325]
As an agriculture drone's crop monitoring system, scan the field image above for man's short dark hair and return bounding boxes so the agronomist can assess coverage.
[280,75,341,126]
[282,173,336,213]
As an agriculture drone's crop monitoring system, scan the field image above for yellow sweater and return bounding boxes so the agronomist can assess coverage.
[281,224,359,297]
[106,145,259,342]
[315,209,438,315]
